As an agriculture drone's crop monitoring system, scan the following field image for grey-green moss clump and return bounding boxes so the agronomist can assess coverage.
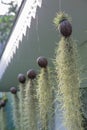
[18,73,26,130]
[24,79,37,130]
[11,94,20,130]
[0,102,7,130]
[55,37,83,130]
[37,68,53,130]
[54,12,84,130]
[53,12,71,29]
[18,83,26,130]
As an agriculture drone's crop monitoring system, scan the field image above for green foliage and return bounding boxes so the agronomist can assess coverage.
[53,12,71,29]
[7,1,18,15]
[0,1,18,44]
[0,15,14,44]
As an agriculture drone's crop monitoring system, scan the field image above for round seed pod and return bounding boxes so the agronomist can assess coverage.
[10,87,17,94]
[18,73,26,84]
[0,100,6,107]
[37,56,48,68]
[27,69,36,79]
[59,20,72,37]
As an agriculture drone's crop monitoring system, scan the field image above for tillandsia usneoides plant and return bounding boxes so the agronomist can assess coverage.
[24,69,37,130]
[17,73,26,130]
[10,87,20,130]
[53,12,84,130]
[36,56,54,130]
[0,99,7,130]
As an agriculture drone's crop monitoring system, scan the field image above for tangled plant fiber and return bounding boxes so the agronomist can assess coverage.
[18,83,26,130]
[55,36,84,130]
[37,68,53,130]
[53,12,71,29]
[24,79,37,130]
[12,94,20,130]
[0,107,7,130]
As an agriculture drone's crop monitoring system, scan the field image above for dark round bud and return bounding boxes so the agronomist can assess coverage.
[27,69,36,79]
[18,73,26,84]
[0,100,6,107]
[37,56,48,68]
[59,20,72,37]
[10,87,17,94]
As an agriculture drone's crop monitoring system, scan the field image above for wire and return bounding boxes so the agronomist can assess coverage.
[59,0,62,12]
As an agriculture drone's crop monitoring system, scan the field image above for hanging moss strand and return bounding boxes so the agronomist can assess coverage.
[37,68,53,130]
[55,37,83,130]
[19,83,26,130]
[24,79,37,130]
[0,108,7,130]
[12,94,20,130]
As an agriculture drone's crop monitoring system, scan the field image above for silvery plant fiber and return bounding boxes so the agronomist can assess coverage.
[24,69,37,130]
[36,56,54,130]
[54,12,84,130]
